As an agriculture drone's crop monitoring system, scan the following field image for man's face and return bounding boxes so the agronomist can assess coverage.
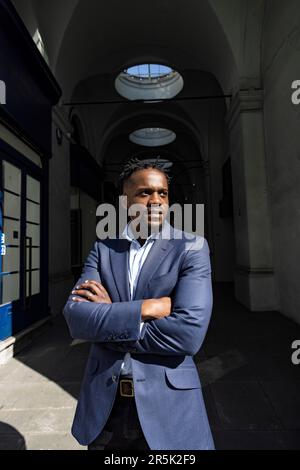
[123,168,169,235]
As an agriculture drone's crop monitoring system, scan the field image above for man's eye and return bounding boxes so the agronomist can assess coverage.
[139,191,168,196]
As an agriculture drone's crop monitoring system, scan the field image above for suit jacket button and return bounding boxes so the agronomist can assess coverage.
[112,374,117,382]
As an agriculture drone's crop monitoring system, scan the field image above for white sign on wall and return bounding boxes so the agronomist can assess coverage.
[1,233,6,256]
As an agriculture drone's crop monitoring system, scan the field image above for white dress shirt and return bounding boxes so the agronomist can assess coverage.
[119,222,158,376]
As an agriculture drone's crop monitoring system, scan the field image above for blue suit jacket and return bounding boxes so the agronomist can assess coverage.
[63,225,215,450]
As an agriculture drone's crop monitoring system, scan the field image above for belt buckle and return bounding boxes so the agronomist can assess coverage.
[120,379,134,397]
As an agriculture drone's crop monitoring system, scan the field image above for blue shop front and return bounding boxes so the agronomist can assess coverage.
[0,0,61,341]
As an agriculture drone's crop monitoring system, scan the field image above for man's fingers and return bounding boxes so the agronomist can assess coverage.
[88,280,110,295]
[72,280,112,303]
[72,296,89,303]
[79,280,102,288]
[86,281,105,296]
[76,280,110,298]
[88,280,103,288]
[72,289,95,300]
[74,283,98,296]
[76,281,104,295]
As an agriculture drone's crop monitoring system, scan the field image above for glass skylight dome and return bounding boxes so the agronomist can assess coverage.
[115,63,184,100]
[129,128,176,147]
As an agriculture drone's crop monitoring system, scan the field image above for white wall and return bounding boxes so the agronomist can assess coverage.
[11,0,38,36]
[206,100,235,282]
[49,114,98,317]
[71,188,98,263]
[262,0,300,323]
[49,109,74,316]
[209,0,264,91]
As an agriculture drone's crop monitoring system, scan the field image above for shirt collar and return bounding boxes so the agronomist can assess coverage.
[121,218,171,244]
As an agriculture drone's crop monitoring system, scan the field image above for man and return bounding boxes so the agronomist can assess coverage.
[63,157,215,450]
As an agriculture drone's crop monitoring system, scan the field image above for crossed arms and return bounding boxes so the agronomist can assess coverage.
[63,240,213,356]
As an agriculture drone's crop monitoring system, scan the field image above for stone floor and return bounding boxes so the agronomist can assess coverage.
[0,283,300,450]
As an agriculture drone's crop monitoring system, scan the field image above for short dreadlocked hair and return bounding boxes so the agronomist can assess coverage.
[117,156,172,194]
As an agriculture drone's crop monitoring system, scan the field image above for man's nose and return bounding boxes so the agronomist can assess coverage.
[149,193,161,205]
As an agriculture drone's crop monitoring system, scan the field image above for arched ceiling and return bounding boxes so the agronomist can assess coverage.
[12,0,79,67]
[31,0,79,68]
[11,0,237,166]
[50,0,238,100]
[99,106,203,161]
[12,0,267,100]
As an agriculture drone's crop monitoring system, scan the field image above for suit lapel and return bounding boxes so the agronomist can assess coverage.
[109,238,131,301]
[133,238,175,300]
[109,221,176,301]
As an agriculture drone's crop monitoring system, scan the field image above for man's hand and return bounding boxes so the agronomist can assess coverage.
[71,280,112,303]
[71,281,171,321]
[141,297,172,321]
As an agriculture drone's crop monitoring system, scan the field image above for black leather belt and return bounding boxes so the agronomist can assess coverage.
[119,378,134,397]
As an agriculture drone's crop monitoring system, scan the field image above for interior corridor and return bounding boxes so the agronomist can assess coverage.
[0,0,300,451]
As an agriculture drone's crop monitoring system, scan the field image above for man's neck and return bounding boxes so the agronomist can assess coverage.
[137,237,146,247]
[129,222,164,246]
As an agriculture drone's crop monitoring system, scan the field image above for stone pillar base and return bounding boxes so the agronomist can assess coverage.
[0,317,51,365]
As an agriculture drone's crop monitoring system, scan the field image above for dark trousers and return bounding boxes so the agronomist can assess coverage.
[88,392,150,450]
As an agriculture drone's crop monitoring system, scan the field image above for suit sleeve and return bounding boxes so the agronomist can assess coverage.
[63,242,144,343]
[107,238,213,356]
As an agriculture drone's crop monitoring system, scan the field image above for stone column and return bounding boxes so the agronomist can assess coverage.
[49,107,74,316]
[227,90,279,311]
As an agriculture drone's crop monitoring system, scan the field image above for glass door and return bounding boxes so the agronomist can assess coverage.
[25,175,41,304]
[0,158,43,340]
[0,160,21,339]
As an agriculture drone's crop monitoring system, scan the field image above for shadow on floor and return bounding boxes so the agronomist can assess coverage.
[0,422,26,450]
[200,283,300,449]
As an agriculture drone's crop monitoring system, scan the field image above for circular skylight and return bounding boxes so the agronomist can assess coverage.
[126,64,173,79]
[115,63,184,101]
[129,128,176,147]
